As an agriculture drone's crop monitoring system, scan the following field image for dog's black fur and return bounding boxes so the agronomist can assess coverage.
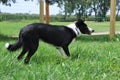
[5,20,94,64]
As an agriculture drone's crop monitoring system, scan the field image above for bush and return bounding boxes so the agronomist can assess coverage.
[0,13,39,21]
[0,13,119,22]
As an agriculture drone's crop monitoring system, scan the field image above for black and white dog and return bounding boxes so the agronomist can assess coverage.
[5,20,94,64]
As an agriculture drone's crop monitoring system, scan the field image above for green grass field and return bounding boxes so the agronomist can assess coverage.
[0,20,120,80]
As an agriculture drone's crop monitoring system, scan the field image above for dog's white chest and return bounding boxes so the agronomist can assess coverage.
[67,23,81,36]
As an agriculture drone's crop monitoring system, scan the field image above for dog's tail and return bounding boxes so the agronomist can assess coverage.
[5,40,22,51]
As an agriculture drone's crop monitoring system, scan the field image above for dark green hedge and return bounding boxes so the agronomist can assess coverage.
[0,13,119,22]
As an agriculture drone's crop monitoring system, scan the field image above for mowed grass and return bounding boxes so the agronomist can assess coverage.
[0,20,72,36]
[0,20,120,36]
[0,20,120,80]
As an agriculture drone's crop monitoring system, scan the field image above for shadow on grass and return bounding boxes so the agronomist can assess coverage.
[0,34,17,42]
[77,34,111,42]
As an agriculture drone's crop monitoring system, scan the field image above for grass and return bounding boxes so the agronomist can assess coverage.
[86,21,120,32]
[0,20,120,36]
[0,20,72,36]
[0,20,120,80]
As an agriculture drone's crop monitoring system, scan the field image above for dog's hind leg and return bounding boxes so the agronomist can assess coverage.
[17,42,29,60]
[17,48,28,60]
[24,41,39,64]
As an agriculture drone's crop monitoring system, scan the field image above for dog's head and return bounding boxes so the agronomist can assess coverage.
[75,19,94,35]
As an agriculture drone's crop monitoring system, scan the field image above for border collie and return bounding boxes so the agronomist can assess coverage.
[5,20,94,64]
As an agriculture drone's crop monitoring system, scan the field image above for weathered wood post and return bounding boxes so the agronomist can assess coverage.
[110,0,116,39]
[40,0,44,23]
[46,0,50,24]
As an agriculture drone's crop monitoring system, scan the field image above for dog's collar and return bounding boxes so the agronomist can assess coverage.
[67,23,81,36]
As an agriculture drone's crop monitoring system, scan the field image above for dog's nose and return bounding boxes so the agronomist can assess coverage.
[92,30,94,32]
[88,27,94,33]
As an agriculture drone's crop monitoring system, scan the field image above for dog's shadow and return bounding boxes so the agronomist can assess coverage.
[0,34,17,42]
[31,54,65,64]
[77,34,110,42]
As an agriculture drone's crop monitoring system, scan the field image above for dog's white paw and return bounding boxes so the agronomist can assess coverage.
[5,43,10,48]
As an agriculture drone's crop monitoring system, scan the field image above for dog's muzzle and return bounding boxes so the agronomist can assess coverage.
[88,27,94,35]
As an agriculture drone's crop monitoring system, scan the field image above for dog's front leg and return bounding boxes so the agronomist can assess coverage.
[62,46,70,57]
[24,41,39,64]
[56,47,67,57]
[56,46,71,57]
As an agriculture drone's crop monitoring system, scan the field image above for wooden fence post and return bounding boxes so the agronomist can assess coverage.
[110,0,116,39]
[46,1,50,24]
[40,0,44,23]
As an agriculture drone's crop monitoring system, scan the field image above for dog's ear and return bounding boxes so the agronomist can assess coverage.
[77,19,85,23]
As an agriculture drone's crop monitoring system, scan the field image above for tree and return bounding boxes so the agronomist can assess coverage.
[91,0,99,18]
[57,0,76,20]
[55,0,93,20]
[56,0,92,20]
[0,0,61,23]
[91,0,110,21]
[0,0,16,6]
[98,0,110,18]
[74,0,91,20]
[116,0,120,19]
